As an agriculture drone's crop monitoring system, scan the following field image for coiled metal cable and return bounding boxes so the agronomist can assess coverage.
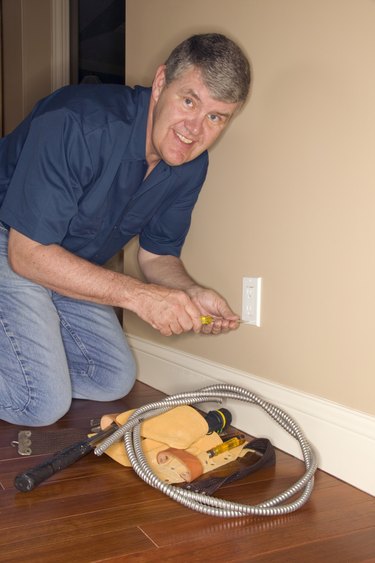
[95,384,317,518]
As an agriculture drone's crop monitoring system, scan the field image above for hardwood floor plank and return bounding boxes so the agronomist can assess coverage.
[245,528,375,562]
[101,526,375,563]
[2,526,157,563]
[1,474,168,525]
[0,497,188,553]
[136,493,374,548]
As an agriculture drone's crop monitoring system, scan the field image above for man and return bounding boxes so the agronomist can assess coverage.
[0,33,250,426]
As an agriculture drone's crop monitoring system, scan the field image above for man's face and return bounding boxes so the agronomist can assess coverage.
[146,65,240,168]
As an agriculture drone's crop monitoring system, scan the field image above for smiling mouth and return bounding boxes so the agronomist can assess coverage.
[175,131,193,144]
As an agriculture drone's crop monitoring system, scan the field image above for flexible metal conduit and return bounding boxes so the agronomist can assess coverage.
[95,384,318,518]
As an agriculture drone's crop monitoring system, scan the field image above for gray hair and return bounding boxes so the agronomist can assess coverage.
[164,33,251,104]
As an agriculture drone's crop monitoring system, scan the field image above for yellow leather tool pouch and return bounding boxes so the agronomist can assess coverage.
[99,406,250,485]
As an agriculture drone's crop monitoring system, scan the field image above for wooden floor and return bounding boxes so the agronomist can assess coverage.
[1,381,374,562]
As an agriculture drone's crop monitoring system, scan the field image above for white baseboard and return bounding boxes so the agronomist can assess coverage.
[127,334,375,497]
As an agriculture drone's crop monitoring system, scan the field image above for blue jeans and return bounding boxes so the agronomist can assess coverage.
[0,223,136,426]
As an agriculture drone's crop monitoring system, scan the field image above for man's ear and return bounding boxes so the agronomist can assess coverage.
[151,65,167,101]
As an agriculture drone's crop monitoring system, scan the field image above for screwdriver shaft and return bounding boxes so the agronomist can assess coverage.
[200,315,244,325]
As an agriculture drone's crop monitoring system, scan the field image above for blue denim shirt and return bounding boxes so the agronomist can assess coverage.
[0,84,208,264]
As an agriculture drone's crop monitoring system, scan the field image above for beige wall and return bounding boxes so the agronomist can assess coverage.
[125,0,375,416]
[2,0,53,134]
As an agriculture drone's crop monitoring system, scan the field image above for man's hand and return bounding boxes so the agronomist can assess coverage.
[186,285,240,335]
[138,248,240,335]
[130,283,203,336]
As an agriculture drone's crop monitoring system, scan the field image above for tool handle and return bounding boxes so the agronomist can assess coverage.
[14,440,93,492]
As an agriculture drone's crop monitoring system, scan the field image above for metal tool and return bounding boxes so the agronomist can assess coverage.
[14,423,118,492]
[200,315,244,325]
[207,435,246,458]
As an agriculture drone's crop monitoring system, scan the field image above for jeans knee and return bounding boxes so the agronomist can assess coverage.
[99,359,137,400]
[1,394,72,427]
[29,400,72,426]
[118,360,137,397]
[22,391,72,426]
[71,345,137,401]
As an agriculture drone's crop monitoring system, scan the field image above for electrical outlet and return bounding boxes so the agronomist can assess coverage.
[242,277,261,326]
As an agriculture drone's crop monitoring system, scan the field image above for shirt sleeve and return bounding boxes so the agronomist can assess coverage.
[0,109,93,245]
[139,154,208,257]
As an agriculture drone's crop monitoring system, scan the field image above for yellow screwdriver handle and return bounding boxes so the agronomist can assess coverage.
[200,315,214,325]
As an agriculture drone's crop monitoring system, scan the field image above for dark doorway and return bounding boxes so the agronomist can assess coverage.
[70,0,125,85]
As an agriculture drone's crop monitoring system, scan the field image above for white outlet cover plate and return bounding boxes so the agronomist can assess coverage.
[242,277,261,326]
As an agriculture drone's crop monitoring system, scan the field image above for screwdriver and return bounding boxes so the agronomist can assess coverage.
[200,315,244,325]
[207,435,246,458]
